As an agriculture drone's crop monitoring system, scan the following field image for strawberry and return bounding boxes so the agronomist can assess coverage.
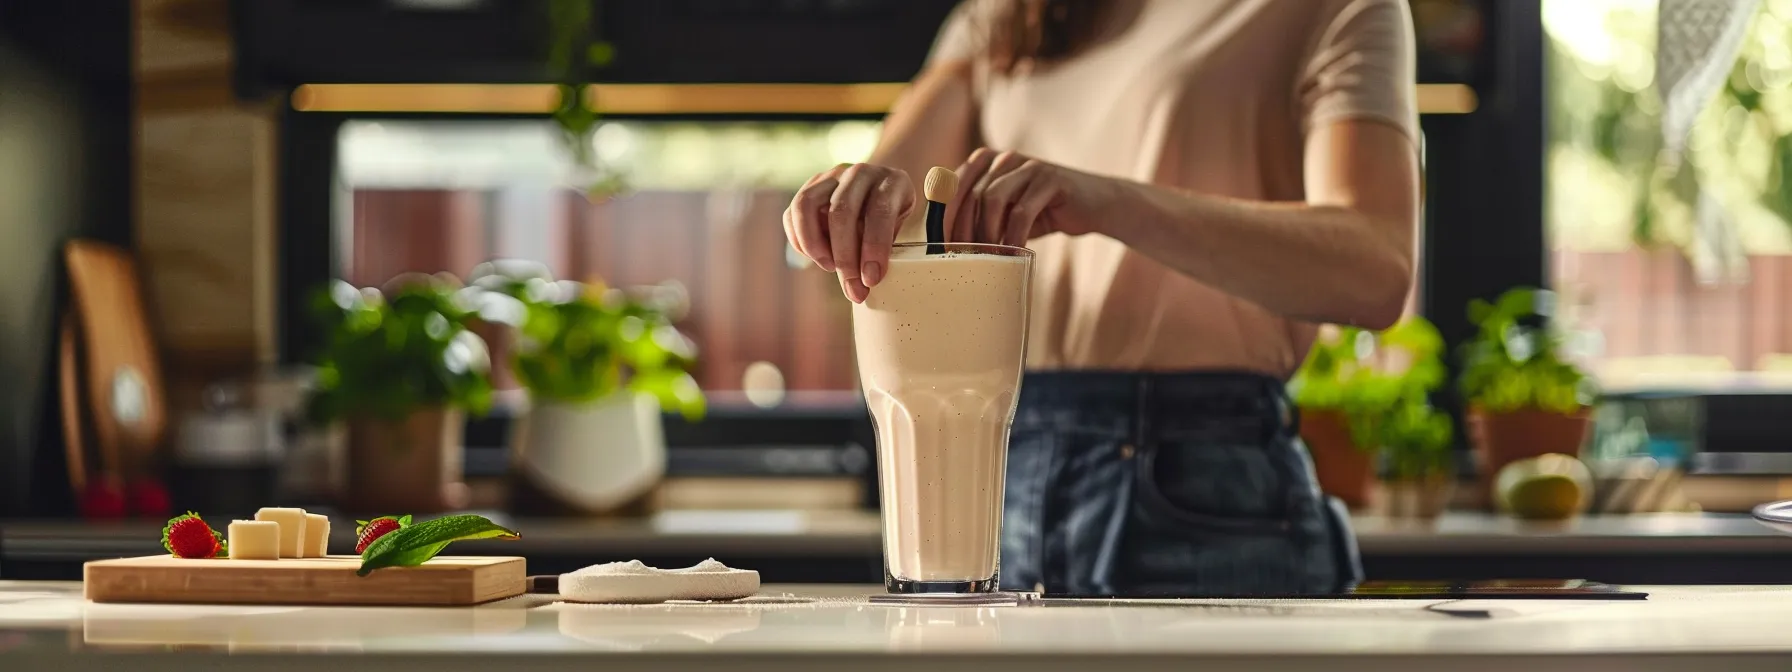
[355,515,411,554]
[162,512,227,559]
[128,479,172,517]
[81,480,128,519]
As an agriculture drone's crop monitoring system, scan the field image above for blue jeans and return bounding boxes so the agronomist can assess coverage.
[1000,371,1361,596]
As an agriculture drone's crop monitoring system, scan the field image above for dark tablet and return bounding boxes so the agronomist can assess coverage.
[1045,579,1648,600]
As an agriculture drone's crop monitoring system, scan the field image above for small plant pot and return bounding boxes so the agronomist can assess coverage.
[344,407,467,514]
[1299,409,1375,510]
[1469,406,1593,509]
[1381,476,1455,520]
[508,392,665,517]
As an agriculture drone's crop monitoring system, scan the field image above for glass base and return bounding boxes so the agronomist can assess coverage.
[868,591,1040,607]
[879,570,1038,605]
[885,576,999,594]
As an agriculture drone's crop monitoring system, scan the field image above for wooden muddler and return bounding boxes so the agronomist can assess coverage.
[923,166,958,255]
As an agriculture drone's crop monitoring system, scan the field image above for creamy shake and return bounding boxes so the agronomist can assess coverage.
[852,243,1033,593]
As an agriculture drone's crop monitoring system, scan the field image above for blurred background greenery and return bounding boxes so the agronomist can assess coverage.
[1546,0,1792,258]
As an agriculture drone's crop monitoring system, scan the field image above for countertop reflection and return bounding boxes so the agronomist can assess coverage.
[5,582,1792,670]
[11,512,1792,561]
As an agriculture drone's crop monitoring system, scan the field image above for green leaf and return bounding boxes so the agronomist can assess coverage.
[305,280,494,425]
[490,274,705,412]
[587,41,615,66]
[1728,72,1763,112]
[357,514,520,576]
[1457,287,1592,413]
[1761,134,1792,226]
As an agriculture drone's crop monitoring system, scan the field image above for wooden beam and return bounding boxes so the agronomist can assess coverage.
[293,82,1481,115]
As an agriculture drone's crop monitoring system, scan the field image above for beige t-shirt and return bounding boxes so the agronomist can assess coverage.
[924,0,1418,376]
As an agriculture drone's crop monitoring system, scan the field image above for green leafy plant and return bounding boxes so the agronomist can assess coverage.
[469,263,705,420]
[1291,316,1449,458]
[1458,287,1597,414]
[546,0,625,200]
[307,278,494,424]
[1362,390,1455,481]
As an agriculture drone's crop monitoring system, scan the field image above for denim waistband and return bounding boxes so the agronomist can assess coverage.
[1016,370,1296,443]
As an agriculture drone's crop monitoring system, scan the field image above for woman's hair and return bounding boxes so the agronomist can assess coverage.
[985,0,1111,75]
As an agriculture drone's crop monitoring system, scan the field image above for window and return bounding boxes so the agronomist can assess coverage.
[1546,0,1792,392]
[335,119,885,407]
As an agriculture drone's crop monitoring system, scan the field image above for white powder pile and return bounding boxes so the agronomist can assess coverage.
[558,558,760,604]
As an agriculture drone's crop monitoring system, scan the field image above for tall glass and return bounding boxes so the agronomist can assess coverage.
[851,242,1034,595]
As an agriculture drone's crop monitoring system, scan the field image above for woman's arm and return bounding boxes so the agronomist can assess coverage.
[1103,119,1419,329]
[783,59,978,302]
[950,117,1418,330]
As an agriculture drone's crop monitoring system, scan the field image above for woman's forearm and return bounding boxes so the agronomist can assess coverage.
[1102,181,1414,329]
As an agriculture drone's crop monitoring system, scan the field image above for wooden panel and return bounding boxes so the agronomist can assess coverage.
[84,555,526,606]
[693,192,744,393]
[1557,249,1792,374]
[347,190,490,287]
[737,192,792,390]
[136,0,234,77]
[1751,256,1789,365]
[134,0,279,409]
[136,111,268,356]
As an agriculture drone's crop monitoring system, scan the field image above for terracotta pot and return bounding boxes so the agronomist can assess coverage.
[1299,409,1375,509]
[1468,406,1593,509]
[345,407,467,514]
[1382,476,1455,520]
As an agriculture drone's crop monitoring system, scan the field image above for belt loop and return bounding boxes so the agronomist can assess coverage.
[1271,378,1298,441]
[1268,377,1309,525]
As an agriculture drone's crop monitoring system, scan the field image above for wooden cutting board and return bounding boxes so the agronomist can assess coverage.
[64,240,167,489]
[84,555,527,606]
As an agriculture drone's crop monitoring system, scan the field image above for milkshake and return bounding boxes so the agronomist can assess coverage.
[852,242,1033,594]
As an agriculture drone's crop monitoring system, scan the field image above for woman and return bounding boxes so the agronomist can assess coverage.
[784,0,1419,596]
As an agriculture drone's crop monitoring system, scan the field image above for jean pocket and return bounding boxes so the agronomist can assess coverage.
[1131,441,1295,534]
[1114,442,1336,595]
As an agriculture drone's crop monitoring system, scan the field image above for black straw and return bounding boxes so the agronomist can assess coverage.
[925,200,946,255]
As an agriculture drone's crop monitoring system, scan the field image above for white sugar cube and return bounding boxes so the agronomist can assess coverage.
[228,520,281,560]
[254,507,308,558]
[302,513,330,558]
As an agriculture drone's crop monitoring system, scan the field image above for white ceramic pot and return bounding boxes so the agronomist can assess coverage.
[510,392,665,514]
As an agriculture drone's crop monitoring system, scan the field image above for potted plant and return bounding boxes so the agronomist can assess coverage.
[1291,317,1446,509]
[469,262,704,516]
[307,276,494,514]
[1458,287,1598,508]
[1361,391,1456,519]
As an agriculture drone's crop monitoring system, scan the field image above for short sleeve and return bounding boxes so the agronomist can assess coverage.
[1298,0,1419,143]
[924,0,992,67]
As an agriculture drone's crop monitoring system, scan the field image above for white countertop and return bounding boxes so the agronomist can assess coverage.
[5,581,1792,671]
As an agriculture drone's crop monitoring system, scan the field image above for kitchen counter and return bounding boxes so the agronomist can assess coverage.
[3,581,1792,671]
[8,511,1792,583]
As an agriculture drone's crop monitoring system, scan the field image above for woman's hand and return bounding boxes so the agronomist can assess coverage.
[783,163,917,303]
[949,148,1117,246]
[782,151,1114,303]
